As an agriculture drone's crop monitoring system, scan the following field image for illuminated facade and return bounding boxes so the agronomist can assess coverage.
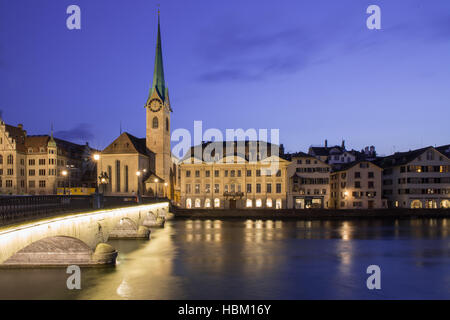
[286,152,331,209]
[179,141,289,209]
[376,146,450,209]
[330,160,385,209]
[0,120,96,195]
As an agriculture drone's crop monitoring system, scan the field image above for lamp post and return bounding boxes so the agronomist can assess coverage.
[93,153,101,208]
[61,170,68,195]
[154,178,159,198]
[164,182,168,198]
[136,171,141,203]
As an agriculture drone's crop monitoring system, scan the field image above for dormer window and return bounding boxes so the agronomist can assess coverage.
[28,148,33,153]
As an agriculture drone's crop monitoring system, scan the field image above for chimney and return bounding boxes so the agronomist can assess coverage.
[341,140,345,149]
[324,139,328,148]
[279,144,285,156]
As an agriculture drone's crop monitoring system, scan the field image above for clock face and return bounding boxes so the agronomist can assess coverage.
[148,98,162,112]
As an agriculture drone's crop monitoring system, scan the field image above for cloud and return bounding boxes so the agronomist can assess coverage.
[196,24,320,82]
[54,123,94,143]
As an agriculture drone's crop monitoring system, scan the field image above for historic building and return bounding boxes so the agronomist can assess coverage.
[375,146,450,209]
[329,160,385,209]
[179,141,290,209]
[98,13,177,200]
[286,152,331,209]
[0,120,96,195]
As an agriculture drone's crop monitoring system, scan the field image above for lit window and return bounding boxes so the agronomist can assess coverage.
[256,199,262,207]
[266,198,273,207]
[205,198,211,208]
[214,198,220,208]
[195,198,201,208]
[276,199,282,209]
[246,199,253,207]
[186,198,192,208]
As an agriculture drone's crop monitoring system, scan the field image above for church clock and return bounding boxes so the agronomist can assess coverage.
[148,98,162,112]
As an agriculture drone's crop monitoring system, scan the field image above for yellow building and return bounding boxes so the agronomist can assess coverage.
[179,141,290,209]
[0,120,96,195]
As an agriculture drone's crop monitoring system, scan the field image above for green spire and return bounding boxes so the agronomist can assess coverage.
[150,11,166,101]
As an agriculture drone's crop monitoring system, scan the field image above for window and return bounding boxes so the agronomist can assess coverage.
[152,116,158,128]
[256,169,261,177]
[39,159,45,165]
[266,183,272,193]
[214,198,220,208]
[214,184,219,193]
[186,198,192,208]
[195,170,200,177]
[276,170,281,177]
[124,165,129,193]
[230,170,235,177]
[256,199,262,207]
[115,160,121,192]
[7,155,13,165]
[224,170,228,177]
[256,183,261,193]
[276,183,282,193]
[0,155,2,164]
[355,181,361,188]
[6,180,13,188]
[246,170,252,177]
[297,159,302,164]
[426,150,434,161]
[246,199,253,207]
[186,184,191,193]
[354,172,361,178]
[368,181,374,188]
[7,169,13,176]
[247,184,252,193]
[195,184,200,194]
[29,181,35,188]
[39,169,45,176]
[368,171,374,178]
[204,198,211,208]
[39,180,46,188]
[186,170,191,177]
[237,170,241,177]
[205,184,211,193]
[165,117,169,132]
[266,198,273,207]
[214,170,219,177]
[276,199,282,209]
[195,199,201,208]
[205,170,210,177]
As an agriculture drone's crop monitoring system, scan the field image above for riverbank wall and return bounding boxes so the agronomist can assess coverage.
[172,208,450,220]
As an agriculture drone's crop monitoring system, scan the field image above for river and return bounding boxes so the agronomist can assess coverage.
[0,218,449,299]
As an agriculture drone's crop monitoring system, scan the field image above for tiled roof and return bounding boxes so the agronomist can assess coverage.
[102,132,152,156]
[373,146,433,169]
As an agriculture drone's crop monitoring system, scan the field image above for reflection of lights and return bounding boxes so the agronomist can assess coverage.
[275,221,283,229]
[245,220,253,229]
[214,233,221,242]
[116,279,132,298]
[340,221,351,241]
[205,220,212,229]
[205,233,212,242]
[255,220,263,229]
[266,220,273,229]
[186,220,193,229]
[213,220,221,229]
[186,234,193,242]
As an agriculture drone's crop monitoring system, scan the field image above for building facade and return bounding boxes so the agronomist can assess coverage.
[179,141,290,209]
[286,152,331,209]
[330,160,385,209]
[376,146,450,209]
[0,120,96,195]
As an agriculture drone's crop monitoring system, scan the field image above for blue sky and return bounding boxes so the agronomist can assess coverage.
[0,0,449,155]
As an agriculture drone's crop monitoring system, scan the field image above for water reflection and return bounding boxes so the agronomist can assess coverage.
[0,218,449,299]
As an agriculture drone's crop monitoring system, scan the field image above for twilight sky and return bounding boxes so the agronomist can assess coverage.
[0,0,449,156]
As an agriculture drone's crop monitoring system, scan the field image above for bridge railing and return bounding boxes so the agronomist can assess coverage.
[0,195,169,227]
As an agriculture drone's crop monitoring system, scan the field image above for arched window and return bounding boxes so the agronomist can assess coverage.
[266,198,273,208]
[276,199,282,209]
[411,200,422,209]
[214,198,220,208]
[195,198,201,208]
[205,198,211,208]
[246,199,253,208]
[165,117,169,132]
[186,198,192,208]
[255,199,262,207]
[152,116,158,129]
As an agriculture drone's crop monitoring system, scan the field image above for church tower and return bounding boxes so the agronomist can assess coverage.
[145,11,172,188]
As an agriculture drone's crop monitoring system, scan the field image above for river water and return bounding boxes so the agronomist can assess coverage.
[0,218,449,299]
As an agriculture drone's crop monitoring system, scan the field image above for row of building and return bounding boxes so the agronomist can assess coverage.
[1,13,449,210]
[177,141,450,210]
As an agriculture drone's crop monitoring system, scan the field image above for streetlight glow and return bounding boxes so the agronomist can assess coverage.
[136,171,141,176]
[62,170,68,176]
[93,154,100,161]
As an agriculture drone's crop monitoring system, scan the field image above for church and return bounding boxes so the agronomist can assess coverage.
[99,13,177,200]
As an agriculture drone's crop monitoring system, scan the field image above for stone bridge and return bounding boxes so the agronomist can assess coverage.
[0,202,169,267]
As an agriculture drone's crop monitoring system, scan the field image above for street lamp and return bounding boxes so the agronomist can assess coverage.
[164,182,168,198]
[136,171,141,201]
[154,178,159,198]
[62,170,68,195]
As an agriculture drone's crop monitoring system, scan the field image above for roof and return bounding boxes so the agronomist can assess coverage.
[373,146,434,169]
[149,13,166,102]
[331,160,381,173]
[102,132,153,156]
[436,144,450,158]
[309,145,345,156]
[4,124,27,152]
[181,140,288,162]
